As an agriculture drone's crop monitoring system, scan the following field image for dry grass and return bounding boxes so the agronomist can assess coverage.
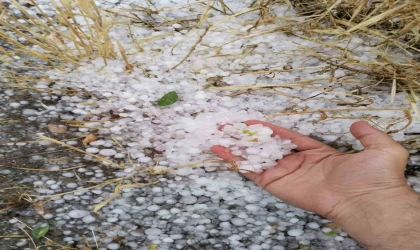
[0,0,115,71]
[220,0,420,121]
[286,0,420,88]
[291,0,420,49]
[0,188,32,213]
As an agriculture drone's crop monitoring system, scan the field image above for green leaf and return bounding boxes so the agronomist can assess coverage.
[242,129,257,136]
[323,231,338,237]
[299,243,308,247]
[32,223,49,240]
[157,91,178,107]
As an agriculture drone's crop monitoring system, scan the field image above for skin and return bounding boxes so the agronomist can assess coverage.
[211,120,420,249]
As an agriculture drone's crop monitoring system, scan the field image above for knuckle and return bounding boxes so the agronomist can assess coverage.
[254,174,269,189]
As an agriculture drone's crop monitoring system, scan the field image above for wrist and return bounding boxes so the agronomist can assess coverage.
[329,187,420,249]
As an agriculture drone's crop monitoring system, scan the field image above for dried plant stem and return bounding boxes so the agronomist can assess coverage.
[17,226,37,249]
[171,27,210,70]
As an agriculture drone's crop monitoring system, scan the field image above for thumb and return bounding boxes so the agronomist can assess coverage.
[350,121,401,151]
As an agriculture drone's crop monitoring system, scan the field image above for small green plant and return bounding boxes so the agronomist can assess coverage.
[157,91,179,106]
[242,129,257,136]
[323,231,338,237]
[32,223,49,240]
[299,243,309,249]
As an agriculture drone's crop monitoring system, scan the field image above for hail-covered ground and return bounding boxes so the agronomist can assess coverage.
[2,0,420,249]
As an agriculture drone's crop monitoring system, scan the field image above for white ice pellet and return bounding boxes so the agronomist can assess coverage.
[258,127,273,136]
[107,243,120,250]
[306,222,320,229]
[245,147,260,154]
[193,91,207,100]
[86,147,99,153]
[162,237,174,243]
[68,210,90,219]
[324,135,339,141]
[112,208,124,214]
[10,102,20,108]
[213,123,296,172]
[232,150,242,156]
[107,217,118,223]
[287,229,304,237]
[188,148,201,154]
[247,155,262,163]
[114,153,125,158]
[43,214,53,219]
[152,187,163,193]
[245,204,260,212]
[99,149,117,156]
[54,199,65,204]
[244,195,260,203]
[147,205,160,211]
[157,210,170,216]
[138,156,151,163]
[182,196,197,204]
[66,183,78,189]
[170,208,180,214]
[172,23,182,29]
[62,172,74,177]
[335,236,344,241]
[82,215,96,224]
[267,216,278,223]
[145,228,162,235]
[249,245,262,250]
[33,181,43,186]
[148,65,159,71]
[22,109,37,115]
[218,214,232,221]
[220,222,231,228]
[289,218,299,223]
[136,197,145,203]
[231,218,246,226]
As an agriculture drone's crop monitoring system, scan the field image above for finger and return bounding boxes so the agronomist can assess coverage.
[245,120,335,152]
[350,121,408,155]
[243,153,305,189]
[210,145,244,162]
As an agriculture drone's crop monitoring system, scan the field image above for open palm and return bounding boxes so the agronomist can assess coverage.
[211,120,410,221]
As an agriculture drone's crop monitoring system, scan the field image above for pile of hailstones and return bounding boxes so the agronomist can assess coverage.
[212,123,297,172]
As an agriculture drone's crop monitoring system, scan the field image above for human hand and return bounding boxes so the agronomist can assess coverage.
[211,120,419,249]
